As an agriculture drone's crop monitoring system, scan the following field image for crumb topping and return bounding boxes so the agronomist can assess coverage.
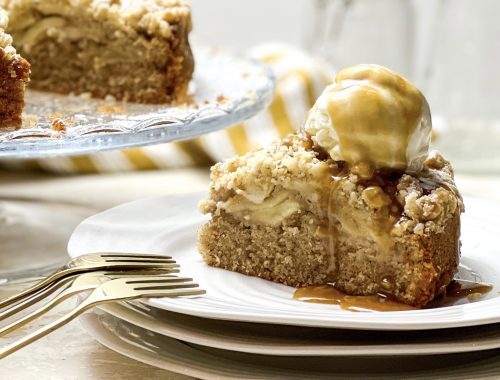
[393,151,463,236]
[0,8,16,57]
[2,0,191,39]
[200,136,334,216]
[201,134,463,238]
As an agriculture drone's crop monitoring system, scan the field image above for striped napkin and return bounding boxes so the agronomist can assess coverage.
[0,44,332,174]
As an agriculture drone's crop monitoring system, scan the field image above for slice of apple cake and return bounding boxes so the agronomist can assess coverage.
[198,65,463,307]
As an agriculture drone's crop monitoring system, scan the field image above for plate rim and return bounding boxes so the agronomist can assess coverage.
[79,310,500,380]
[98,302,500,356]
[68,192,500,331]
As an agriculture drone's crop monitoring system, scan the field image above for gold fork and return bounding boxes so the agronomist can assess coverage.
[0,277,205,359]
[0,272,193,337]
[0,253,178,309]
[0,268,179,321]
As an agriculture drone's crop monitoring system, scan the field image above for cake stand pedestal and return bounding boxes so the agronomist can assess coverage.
[0,47,275,283]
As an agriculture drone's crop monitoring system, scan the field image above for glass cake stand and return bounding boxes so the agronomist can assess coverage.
[0,47,275,284]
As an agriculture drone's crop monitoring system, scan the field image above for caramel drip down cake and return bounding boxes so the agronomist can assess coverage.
[198,64,463,308]
[1,0,193,104]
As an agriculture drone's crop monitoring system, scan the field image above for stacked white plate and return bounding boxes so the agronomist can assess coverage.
[68,193,500,379]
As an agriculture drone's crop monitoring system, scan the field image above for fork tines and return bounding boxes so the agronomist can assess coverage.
[105,259,176,264]
[99,253,175,264]
[99,253,173,260]
[0,252,180,310]
[124,277,193,283]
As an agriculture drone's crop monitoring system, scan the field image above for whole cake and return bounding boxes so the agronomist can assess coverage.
[0,8,29,130]
[198,64,463,308]
[0,0,193,107]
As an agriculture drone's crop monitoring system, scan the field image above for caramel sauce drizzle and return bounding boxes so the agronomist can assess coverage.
[293,280,493,312]
[426,279,494,309]
[294,285,416,312]
[325,65,425,171]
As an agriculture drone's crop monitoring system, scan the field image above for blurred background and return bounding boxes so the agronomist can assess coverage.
[191,0,500,174]
[2,0,499,204]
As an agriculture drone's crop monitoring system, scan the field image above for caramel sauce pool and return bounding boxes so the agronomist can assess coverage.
[293,280,493,312]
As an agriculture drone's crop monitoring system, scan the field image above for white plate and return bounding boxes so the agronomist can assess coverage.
[0,47,274,158]
[80,310,500,380]
[99,301,500,356]
[68,193,500,330]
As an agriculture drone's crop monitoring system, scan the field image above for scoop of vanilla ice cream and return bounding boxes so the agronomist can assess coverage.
[304,64,432,174]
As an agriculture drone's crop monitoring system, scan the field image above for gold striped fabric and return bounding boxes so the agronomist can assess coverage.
[0,44,332,174]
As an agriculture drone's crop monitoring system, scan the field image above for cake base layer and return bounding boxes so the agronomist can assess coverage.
[199,210,460,308]
[5,1,193,104]
[22,32,193,104]
[199,211,333,287]
[0,48,30,130]
[333,212,460,306]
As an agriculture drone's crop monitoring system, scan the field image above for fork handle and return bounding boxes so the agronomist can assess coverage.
[0,269,73,309]
[0,298,92,359]
[0,276,75,321]
[0,285,94,338]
